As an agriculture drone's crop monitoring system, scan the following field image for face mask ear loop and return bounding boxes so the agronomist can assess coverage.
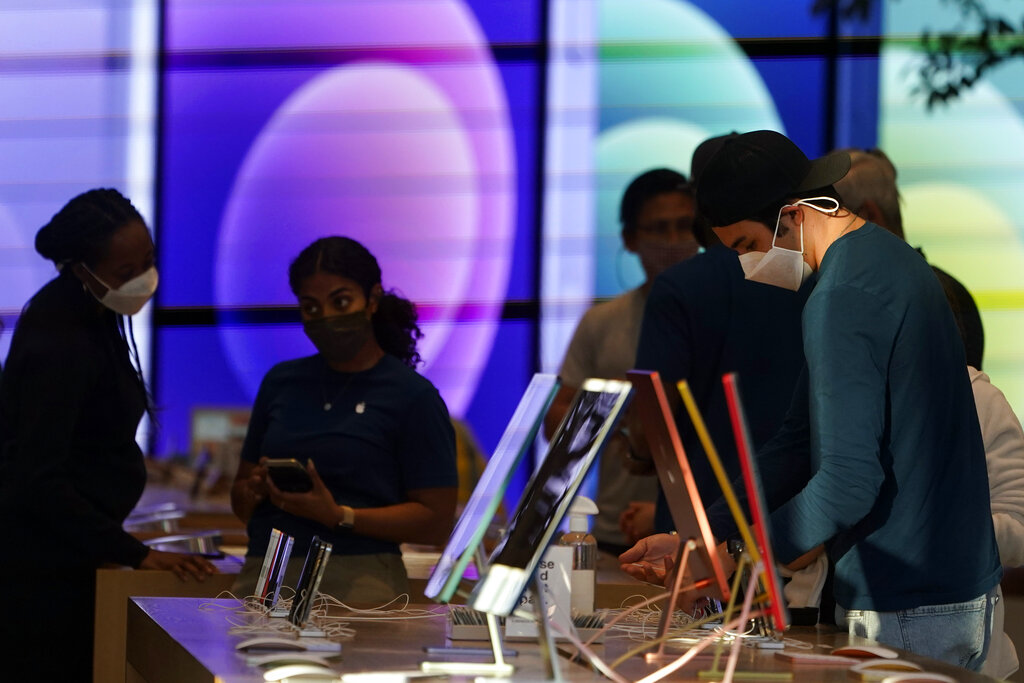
[82,263,113,292]
[795,197,840,216]
[789,197,840,253]
[797,213,805,254]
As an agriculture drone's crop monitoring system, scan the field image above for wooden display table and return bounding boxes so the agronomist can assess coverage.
[125,597,999,683]
[94,559,241,683]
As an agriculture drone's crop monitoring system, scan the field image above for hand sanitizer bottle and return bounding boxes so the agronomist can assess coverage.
[559,496,599,615]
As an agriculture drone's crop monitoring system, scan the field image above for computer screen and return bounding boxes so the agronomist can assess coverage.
[425,373,559,603]
[468,378,633,616]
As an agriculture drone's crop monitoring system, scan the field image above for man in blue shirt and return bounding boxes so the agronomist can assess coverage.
[625,130,1001,670]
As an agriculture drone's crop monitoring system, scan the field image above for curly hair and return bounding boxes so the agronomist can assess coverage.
[288,237,423,368]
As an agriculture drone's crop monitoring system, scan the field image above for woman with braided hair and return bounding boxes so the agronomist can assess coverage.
[0,188,215,681]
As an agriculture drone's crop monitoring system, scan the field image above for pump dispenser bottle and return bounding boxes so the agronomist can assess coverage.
[559,495,599,615]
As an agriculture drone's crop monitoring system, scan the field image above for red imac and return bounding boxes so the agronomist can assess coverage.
[721,372,789,634]
[626,370,731,643]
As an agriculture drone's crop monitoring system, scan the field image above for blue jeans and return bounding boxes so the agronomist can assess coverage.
[836,589,997,672]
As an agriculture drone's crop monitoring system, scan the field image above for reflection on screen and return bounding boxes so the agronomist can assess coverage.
[488,380,631,571]
[425,373,559,602]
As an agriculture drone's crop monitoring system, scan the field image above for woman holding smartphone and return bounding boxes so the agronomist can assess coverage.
[230,236,458,603]
[0,189,216,681]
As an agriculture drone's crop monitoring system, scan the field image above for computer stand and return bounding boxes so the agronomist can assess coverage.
[530,573,562,683]
[420,608,515,678]
[420,574,565,680]
[697,553,790,682]
[645,537,699,662]
[420,546,515,677]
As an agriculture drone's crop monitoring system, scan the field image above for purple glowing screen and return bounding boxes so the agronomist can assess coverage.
[169,2,514,413]
[156,0,542,464]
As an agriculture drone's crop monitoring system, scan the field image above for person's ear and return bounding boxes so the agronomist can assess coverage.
[367,284,383,315]
[773,205,806,249]
[772,205,798,237]
[782,204,804,227]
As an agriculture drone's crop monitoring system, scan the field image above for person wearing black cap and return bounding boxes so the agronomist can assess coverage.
[695,130,1000,669]
[616,134,811,549]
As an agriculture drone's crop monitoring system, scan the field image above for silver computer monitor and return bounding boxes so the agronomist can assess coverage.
[425,373,560,604]
[468,378,633,616]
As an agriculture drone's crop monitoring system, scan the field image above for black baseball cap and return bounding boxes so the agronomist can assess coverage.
[690,132,739,186]
[696,130,851,227]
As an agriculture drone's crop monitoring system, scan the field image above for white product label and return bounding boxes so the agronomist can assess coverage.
[505,545,573,639]
[570,568,595,615]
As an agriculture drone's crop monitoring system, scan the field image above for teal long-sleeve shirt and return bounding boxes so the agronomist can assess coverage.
[711,223,1001,611]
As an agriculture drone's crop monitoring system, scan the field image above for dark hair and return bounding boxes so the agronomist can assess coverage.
[35,188,145,268]
[35,188,154,416]
[933,266,985,370]
[289,237,423,368]
[618,168,691,236]
[834,148,904,239]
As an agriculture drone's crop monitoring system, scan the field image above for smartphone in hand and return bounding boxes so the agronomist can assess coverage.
[264,458,314,493]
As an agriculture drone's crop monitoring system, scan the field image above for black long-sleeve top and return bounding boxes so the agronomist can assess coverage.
[0,272,150,568]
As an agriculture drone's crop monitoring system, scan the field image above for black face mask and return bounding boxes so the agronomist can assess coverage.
[303,311,373,364]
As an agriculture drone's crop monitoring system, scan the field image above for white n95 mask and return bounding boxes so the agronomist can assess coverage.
[740,196,839,291]
[85,265,159,316]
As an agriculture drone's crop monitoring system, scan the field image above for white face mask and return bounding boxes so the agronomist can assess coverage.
[84,265,159,316]
[739,196,839,291]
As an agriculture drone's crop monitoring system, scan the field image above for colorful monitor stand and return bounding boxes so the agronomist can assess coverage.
[677,377,793,682]
[626,370,732,654]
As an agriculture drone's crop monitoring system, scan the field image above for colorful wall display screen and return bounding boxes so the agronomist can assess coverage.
[156,0,545,476]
